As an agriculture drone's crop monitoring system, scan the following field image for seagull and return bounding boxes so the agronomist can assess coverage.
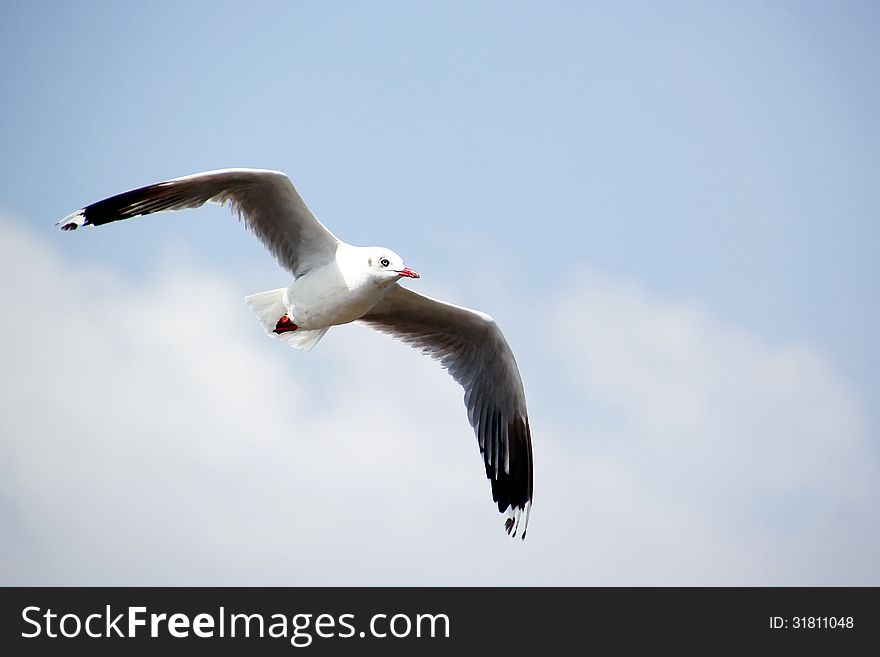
[58,169,534,538]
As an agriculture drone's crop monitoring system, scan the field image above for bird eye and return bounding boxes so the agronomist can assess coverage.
[380,258,390,267]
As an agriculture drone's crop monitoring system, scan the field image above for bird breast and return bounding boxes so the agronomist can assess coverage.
[286,257,387,329]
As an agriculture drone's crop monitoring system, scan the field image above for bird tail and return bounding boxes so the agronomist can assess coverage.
[244,288,328,351]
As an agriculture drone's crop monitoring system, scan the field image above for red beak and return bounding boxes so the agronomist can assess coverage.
[397,267,420,279]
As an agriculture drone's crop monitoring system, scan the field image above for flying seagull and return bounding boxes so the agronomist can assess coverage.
[58,169,533,538]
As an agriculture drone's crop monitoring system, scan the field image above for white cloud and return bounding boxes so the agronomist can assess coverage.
[0,217,877,585]
[546,271,879,583]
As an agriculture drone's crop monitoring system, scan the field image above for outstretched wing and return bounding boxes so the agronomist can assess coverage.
[359,285,534,538]
[57,168,340,276]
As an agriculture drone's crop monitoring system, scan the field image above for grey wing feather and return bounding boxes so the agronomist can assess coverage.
[57,169,340,276]
[359,285,534,538]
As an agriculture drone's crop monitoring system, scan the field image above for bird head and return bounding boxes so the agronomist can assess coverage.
[367,247,420,286]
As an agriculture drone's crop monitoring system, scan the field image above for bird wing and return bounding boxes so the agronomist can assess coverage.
[359,285,534,538]
[57,168,340,276]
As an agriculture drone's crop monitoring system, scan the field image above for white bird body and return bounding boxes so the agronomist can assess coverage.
[285,244,394,330]
[58,168,534,538]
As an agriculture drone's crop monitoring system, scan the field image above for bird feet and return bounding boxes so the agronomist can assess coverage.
[273,315,299,334]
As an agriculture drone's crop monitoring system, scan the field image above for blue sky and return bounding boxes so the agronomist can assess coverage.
[1,2,878,584]
[2,1,878,398]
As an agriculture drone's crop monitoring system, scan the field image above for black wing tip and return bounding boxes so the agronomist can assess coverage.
[55,178,185,232]
[503,501,532,540]
[482,415,533,539]
[56,210,88,231]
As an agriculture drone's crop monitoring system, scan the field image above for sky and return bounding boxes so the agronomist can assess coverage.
[0,1,878,585]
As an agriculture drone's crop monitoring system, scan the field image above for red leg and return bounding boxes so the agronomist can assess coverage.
[273,315,299,334]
